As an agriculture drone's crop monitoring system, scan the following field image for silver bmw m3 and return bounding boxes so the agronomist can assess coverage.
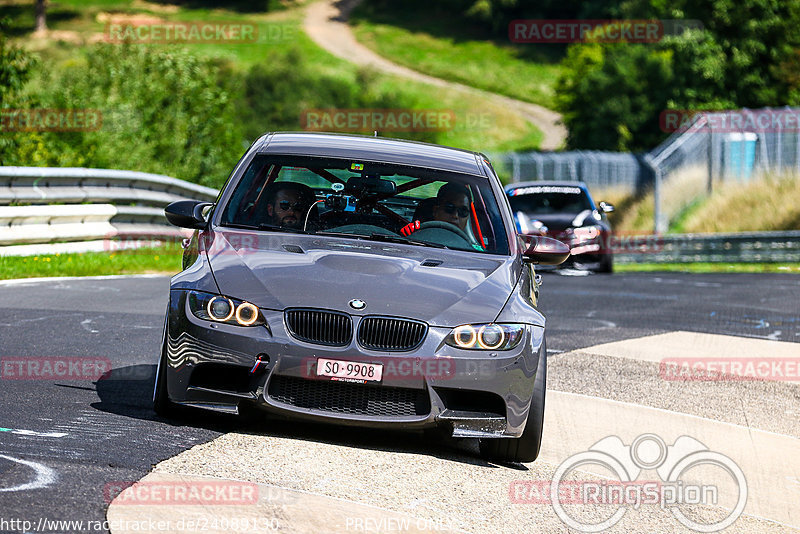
[156,132,568,463]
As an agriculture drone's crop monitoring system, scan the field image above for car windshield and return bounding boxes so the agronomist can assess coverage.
[220,154,509,255]
[507,185,594,214]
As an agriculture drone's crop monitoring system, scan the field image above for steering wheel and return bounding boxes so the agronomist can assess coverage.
[418,220,472,243]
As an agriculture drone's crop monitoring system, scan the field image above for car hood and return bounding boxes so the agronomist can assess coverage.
[203,229,520,327]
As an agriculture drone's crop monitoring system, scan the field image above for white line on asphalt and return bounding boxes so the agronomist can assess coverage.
[0,454,57,492]
[0,427,68,438]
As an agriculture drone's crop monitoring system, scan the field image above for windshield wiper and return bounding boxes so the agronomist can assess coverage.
[366,233,447,249]
[315,230,446,249]
[257,223,310,234]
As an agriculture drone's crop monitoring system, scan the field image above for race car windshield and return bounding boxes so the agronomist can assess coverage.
[220,155,509,255]
[507,185,594,214]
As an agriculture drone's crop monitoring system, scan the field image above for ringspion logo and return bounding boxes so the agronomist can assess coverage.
[511,433,747,532]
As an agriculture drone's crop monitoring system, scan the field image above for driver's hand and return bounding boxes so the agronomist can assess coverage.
[400,220,421,236]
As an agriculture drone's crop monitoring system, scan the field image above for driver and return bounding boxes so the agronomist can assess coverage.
[401,182,471,236]
[264,182,317,230]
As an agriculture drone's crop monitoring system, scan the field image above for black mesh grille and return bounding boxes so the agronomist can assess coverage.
[285,309,352,346]
[358,317,428,351]
[268,375,430,417]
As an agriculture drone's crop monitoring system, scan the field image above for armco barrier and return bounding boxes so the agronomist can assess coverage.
[614,231,800,264]
[0,166,217,206]
[2,167,798,263]
[0,166,216,255]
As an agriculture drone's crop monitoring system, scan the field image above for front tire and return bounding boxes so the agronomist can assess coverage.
[153,314,178,417]
[597,254,614,274]
[479,337,547,463]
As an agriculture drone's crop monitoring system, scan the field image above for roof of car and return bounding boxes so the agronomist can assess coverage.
[505,180,589,191]
[258,132,487,176]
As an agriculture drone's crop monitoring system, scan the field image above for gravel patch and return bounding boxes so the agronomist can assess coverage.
[153,428,791,533]
[550,351,800,438]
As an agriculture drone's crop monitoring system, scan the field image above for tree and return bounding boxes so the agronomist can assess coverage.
[35,0,46,32]
[0,22,37,165]
[0,22,34,105]
[556,0,800,150]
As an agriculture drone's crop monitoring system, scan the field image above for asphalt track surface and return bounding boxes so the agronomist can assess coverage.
[0,272,798,532]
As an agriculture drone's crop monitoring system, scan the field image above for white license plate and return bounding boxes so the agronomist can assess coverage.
[316,358,383,383]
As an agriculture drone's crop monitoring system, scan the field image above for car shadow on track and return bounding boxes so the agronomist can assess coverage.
[92,364,529,471]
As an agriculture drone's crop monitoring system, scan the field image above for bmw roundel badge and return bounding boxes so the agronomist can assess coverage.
[349,299,366,310]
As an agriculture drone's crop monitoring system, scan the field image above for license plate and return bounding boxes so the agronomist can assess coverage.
[316,358,383,383]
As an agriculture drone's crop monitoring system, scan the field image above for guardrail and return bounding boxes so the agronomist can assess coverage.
[0,166,218,206]
[614,231,800,264]
[2,167,798,263]
[0,166,217,255]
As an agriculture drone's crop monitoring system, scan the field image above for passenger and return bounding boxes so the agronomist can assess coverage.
[263,182,317,230]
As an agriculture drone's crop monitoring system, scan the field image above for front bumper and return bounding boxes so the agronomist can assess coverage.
[164,289,545,438]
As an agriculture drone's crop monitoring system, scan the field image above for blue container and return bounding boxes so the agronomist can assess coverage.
[723,132,757,180]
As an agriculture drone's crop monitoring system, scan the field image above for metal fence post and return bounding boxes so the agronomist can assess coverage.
[653,167,666,234]
[707,128,714,194]
[511,153,521,183]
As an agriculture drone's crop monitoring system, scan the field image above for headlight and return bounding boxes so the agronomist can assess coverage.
[572,225,601,242]
[188,291,265,327]
[444,323,525,350]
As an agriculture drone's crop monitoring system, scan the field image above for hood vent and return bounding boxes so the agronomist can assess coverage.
[282,244,305,254]
[420,259,443,267]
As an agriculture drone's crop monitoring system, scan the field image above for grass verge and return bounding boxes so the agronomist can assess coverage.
[0,246,181,280]
[615,263,800,274]
[350,0,562,109]
[2,248,796,281]
[599,172,800,235]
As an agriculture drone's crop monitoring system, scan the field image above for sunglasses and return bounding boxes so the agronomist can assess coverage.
[277,201,305,211]
[441,202,470,218]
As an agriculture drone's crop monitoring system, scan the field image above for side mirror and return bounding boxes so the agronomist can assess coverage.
[522,235,570,265]
[599,201,615,213]
[165,200,213,230]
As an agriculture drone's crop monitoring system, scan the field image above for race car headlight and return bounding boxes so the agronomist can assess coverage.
[188,291,265,327]
[572,225,601,242]
[445,323,525,350]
